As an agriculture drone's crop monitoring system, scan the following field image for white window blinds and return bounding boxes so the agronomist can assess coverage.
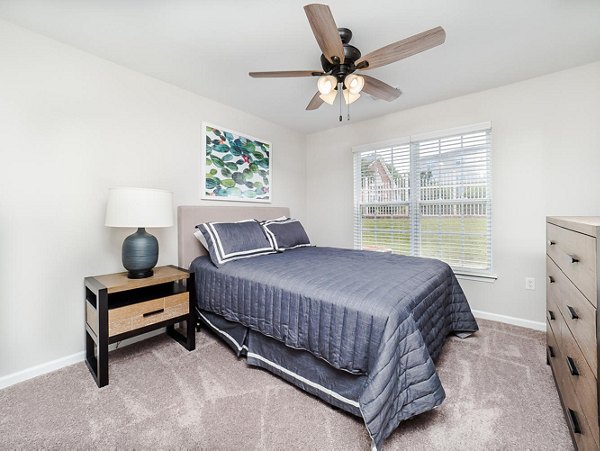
[353,125,492,275]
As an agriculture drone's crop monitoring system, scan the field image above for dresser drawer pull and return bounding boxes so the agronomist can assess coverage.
[548,310,555,320]
[143,308,165,318]
[548,345,555,358]
[570,255,579,264]
[566,356,579,376]
[566,305,579,320]
[548,240,556,246]
[567,409,582,434]
[547,276,555,284]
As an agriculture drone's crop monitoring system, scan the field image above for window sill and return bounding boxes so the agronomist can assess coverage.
[454,272,498,283]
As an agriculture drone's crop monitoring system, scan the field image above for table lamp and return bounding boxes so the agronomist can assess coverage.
[105,187,173,279]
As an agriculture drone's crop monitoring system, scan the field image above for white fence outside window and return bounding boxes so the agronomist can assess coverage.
[353,124,492,275]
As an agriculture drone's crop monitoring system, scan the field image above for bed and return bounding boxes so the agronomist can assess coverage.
[178,205,478,450]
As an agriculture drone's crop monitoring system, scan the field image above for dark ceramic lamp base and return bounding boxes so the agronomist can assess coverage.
[127,268,154,279]
[122,227,159,279]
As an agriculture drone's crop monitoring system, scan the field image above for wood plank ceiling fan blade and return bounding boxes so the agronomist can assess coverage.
[249,70,324,78]
[304,4,345,64]
[361,75,402,101]
[356,26,446,70]
[306,92,324,110]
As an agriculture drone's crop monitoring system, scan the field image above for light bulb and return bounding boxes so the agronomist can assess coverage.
[344,74,365,95]
[343,89,360,105]
[317,75,337,95]
[319,89,338,105]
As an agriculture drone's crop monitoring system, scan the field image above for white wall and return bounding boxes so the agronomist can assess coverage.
[305,61,600,325]
[2,14,599,383]
[0,19,306,379]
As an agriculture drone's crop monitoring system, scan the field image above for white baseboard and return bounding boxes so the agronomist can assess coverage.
[0,328,166,390]
[472,309,546,331]
[1,311,544,390]
[0,351,86,390]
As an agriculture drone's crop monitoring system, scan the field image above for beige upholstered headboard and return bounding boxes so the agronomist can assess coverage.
[177,205,290,269]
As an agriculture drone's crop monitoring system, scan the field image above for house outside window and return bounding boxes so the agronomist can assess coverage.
[353,123,492,276]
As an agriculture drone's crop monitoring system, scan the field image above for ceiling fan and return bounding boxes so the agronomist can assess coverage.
[249,4,446,120]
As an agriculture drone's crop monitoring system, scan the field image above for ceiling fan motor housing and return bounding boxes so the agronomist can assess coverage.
[320,28,362,84]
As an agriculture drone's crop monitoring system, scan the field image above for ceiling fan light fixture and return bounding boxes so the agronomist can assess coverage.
[344,74,365,95]
[319,89,338,105]
[343,89,360,105]
[317,75,337,95]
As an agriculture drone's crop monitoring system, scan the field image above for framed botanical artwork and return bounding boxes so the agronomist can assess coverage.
[201,122,272,203]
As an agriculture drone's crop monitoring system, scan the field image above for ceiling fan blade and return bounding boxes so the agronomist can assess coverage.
[361,75,402,101]
[356,26,446,70]
[306,92,324,110]
[249,70,324,78]
[304,4,344,64]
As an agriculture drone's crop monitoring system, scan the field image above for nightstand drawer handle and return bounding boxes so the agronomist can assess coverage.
[143,308,165,318]
[567,305,579,320]
[548,310,555,320]
[566,356,579,376]
[567,409,582,434]
[570,255,579,264]
[548,240,556,246]
[548,276,555,284]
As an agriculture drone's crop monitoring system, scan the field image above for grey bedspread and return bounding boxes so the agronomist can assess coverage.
[191,246,478,448]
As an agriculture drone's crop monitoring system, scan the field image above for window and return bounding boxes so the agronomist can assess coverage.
[353,123,492,275]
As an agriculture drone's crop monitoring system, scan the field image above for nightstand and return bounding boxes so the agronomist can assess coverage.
[84,265,195,387]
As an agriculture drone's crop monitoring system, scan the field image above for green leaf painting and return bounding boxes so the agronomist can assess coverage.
[202,123,271,202]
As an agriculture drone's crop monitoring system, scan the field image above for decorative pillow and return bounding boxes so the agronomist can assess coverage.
[261,218,312,251]
[193,230,209,250]
[196,219,275,267]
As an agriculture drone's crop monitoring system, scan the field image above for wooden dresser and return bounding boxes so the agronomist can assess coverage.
[546,216,600,450]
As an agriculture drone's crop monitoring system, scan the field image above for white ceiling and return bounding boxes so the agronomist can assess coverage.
[1,0,600,133]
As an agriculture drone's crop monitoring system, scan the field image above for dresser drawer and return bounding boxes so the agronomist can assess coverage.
[109,292,189,337]
[556,369,599,451]
[547,258,597,376]
[551,334,598,451]
[547,320,561,367]
[547,222,597,305]
[546,263,561,327]
[559,323,599,446]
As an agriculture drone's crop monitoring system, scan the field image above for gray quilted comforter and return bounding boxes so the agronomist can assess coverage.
[191,246,478,448]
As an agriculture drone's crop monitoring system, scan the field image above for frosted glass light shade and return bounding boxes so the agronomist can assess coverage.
[317,75,337,95]
[105,187,173,228]
[319,90,338,105]
[343,89,361,104]
[344,74,364,95]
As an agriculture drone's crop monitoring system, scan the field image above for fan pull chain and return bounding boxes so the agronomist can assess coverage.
[347,97,351,121]
[338,83,342,122]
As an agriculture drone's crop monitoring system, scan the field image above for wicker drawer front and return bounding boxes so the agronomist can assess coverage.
[559,322,599,446]
[86,301,99,337]
[547,258,597,376]
[109,292,189,337]
[547,222,597,305]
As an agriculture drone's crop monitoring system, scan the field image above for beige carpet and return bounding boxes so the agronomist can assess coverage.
[0,319,572,449]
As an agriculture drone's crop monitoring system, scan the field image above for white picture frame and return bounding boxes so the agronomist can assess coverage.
[201,122,272,203]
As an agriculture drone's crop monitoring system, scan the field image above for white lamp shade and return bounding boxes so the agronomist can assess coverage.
[343,89,361,105]
[344,74,365,95]
[319,89,338,105]
[317,75,337,95]
[105,187,173,228]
